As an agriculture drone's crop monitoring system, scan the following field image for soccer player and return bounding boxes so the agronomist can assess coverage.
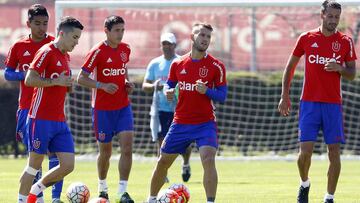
[18,16,83,203]
[278,1,356,203]
[77,15,135,202]
[147,23,227,203]
[4,4,64,203]
[142,32,192,183]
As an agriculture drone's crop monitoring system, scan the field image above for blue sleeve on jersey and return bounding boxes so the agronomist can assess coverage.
[166,80,177,88]
[4,67,25,81]
[205,85,227,103]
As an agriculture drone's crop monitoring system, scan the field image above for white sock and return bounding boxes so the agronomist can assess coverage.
[324,193,334,200]
[118,180,128,194]
[98,179,108,192]
[18,194,27,203]
[300,179,310,188]
[207,201,215,203]
[36,196,45,203]
[29,182,46,196]
[147,196,157,203]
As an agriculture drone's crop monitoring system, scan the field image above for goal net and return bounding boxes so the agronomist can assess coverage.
[57,0,360,157]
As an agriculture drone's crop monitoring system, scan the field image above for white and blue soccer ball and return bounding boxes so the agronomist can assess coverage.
[66,182,90,203]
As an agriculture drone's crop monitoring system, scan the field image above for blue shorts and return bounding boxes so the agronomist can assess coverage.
[158,111,174,139]
[26,118,74,154]
[161,120,218,154]
[16,109,29,148]
[299,101,345,144]
[93,105,134,143]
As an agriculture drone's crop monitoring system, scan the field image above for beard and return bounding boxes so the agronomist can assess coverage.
[325,23,337,32]
[193,43,208,52]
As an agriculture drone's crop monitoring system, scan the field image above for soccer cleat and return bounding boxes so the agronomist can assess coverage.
[27,193,37,203]
[182,165,191,182]
[119,192,134,203]
[324,199,334,203]
[99,191,109,200]
[297,185,310,203]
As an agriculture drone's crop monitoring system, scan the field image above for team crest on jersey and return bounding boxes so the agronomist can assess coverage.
[120,51,127,62]
[332,41,341,52]
[199,66,208,78]
[33,139,41,149]
[98,132,106,141]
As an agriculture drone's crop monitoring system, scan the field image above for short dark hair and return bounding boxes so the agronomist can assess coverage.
[104,15,125,31]
[28,4,49,22]
[57,16,84,35]
[192,22,213,34]
[321,0,341,14]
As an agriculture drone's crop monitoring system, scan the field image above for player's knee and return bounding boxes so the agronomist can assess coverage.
[60,161,75,175]
[299,150,312,159]
[24,166,39,176]
[99,149,112,159]
[328,148,340,161]
[202,158,215,169]
[157,158,172,169]
[121,145,132,156]
[201,153,215,165]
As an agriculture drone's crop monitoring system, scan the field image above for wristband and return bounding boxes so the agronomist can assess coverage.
[96,82,101,88]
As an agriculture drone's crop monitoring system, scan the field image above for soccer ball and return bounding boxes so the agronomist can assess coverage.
[157,188,180,203]
[66,182,90,203]
[88,197,110,203]
[168,183,190,203]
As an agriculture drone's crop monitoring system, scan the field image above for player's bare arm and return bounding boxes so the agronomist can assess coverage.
[125,69,134,94]
[77,69,119,94]
[25,69,72,87]
[324,60,356,80]
[142,79,162,93]
[278,55,300,116]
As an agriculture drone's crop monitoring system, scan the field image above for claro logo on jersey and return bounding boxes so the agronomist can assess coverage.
[308,53,341,64]
[103,68,126,76]
[50,70,70,79]
[179,81,196,91]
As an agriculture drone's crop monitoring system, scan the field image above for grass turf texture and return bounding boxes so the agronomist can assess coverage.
[1,157,360,202]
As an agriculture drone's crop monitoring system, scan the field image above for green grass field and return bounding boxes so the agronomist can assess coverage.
[1,157,360,203]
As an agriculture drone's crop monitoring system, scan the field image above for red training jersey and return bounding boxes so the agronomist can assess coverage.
[292,28,357,104]
[81,41,131,110]
[5,35,54,109]
[169,53,227,124]
[29,43,71,121]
